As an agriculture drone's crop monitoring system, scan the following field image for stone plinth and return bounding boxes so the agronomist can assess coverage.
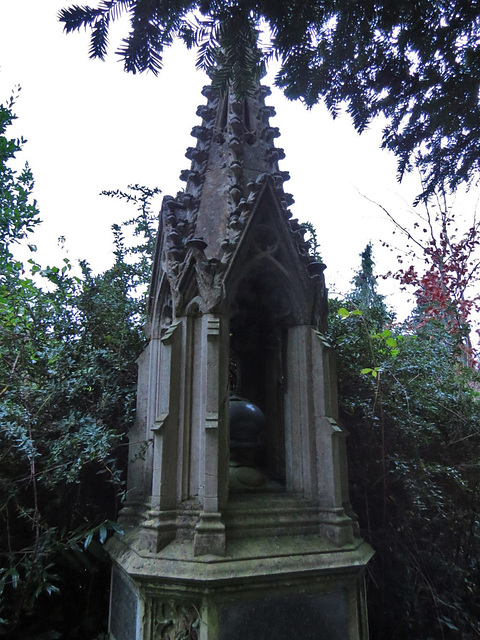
[108,527,372,640]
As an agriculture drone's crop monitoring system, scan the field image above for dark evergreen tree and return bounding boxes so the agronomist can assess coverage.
[58,0,480,199]
[350,243,385,312]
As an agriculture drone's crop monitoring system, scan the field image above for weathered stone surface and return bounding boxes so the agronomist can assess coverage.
[152,598,200,639]
[108,76,372,640]
[219,592,347,640]
[109,566,138,640]
[108,531,372,639]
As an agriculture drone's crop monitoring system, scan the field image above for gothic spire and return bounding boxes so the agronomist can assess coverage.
[150,79,319,320]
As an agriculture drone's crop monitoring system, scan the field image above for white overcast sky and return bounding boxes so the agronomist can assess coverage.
[1,0,477,316]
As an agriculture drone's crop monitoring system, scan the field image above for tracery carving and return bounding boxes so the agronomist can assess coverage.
[152,600,200,640]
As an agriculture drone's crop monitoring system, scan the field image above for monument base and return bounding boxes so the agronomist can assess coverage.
[107,527,373,640]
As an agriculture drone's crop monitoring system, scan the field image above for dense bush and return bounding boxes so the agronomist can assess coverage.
[329,246,480,639]
[0,94,156,638]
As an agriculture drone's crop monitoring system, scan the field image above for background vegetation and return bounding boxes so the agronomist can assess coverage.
[0,95,157,638]
[330,242,480,640]
[1,54,480,640]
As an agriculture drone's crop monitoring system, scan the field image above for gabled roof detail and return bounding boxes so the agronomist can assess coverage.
[149,79,323,322]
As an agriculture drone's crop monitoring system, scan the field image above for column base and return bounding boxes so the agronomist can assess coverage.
[194,511,226,557]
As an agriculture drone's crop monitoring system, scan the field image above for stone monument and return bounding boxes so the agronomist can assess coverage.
[107,77,373,640]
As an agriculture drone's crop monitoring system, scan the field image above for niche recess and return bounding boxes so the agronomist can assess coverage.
[229,249,297,486]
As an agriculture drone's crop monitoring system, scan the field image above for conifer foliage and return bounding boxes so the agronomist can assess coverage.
[58,0,480,199]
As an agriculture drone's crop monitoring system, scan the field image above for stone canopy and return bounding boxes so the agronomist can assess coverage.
[146,83,327,326]
[107,77,373,640]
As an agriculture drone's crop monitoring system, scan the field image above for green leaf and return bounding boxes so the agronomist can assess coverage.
[98,524,107,544]
[338,307,349,317]
[107,520,124,535]
[84,530,94,550]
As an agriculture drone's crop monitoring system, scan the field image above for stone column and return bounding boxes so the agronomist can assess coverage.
[194,314,229,556]
[311,329,354,545]
[286,326,354,545]
[121,340,158,522]
[285,325,318,496]
[142,321,182,552]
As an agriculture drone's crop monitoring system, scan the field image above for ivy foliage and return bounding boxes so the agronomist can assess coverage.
[330,246,480,640]
[0,95,156,638]
[58,0,480,200]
